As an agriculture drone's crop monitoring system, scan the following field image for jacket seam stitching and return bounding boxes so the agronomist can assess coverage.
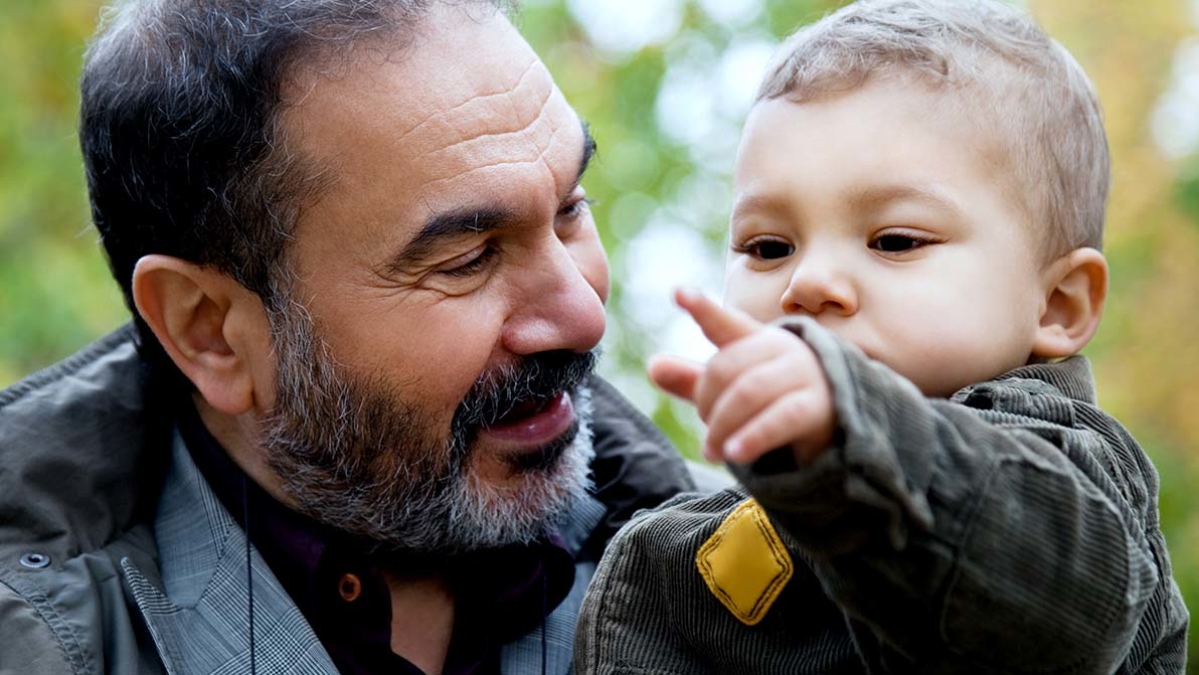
[0,576,91,675]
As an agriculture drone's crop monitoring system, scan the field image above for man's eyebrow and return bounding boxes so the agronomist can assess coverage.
[385,207,514,274]
[385,122,595,276]
[576,121,597,186]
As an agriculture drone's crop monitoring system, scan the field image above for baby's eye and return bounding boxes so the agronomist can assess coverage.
[736,237,795,261]
[869,232,935,254]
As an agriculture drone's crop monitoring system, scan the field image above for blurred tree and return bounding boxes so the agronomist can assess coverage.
[0,1,128,385]
[1031,1,1199,654]
[2,0,1196,667]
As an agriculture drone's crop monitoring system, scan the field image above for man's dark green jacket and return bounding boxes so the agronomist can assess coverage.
[0,325,699,674]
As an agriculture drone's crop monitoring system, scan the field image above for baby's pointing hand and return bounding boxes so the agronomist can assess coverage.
[648,288,836,466]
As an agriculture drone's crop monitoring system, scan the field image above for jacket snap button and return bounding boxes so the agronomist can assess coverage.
[19,553,50,569]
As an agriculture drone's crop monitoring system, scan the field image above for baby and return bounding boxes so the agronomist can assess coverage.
[575,0,1188,673]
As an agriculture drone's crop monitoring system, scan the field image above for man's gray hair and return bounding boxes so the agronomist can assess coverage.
[758,0,1108,260]
[80,0,502,372]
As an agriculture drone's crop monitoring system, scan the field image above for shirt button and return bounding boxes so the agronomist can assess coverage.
[338,573,363,602]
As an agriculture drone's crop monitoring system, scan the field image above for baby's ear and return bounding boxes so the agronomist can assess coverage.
[132,254,274,416]
[1031,247,1108,360]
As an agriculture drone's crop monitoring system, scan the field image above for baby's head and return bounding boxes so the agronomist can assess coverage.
[725,0,1110,396]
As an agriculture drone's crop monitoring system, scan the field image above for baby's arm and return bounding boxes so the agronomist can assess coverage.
[653,290,1175,674]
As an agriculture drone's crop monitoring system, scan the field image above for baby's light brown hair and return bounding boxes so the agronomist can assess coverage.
[758,0,1108,262]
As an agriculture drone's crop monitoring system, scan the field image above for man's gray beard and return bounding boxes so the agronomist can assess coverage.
[259,300,595,554]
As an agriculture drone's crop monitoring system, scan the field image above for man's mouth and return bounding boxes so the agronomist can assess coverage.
[496,395,556,422]
[480,391,575,446]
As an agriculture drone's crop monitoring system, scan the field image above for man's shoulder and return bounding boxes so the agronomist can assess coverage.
[582,375,735,555]
[587,375,682,465]
[0,323,141,409]
[587,375,731,488]
[0,324,171,561]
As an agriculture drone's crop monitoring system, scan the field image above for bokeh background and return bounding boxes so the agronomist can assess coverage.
[2,0,1196,664]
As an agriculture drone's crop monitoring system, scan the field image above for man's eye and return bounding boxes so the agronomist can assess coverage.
[438,245,496,277]
[869,233,932,253]
[559,197,594,220]
[736,238,795,261]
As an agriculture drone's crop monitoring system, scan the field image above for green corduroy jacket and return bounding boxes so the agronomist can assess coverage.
[576,317,1188,675]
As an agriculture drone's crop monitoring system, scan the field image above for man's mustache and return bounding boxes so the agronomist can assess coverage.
[454,349,599,432]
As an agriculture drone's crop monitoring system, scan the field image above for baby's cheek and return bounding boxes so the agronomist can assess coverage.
[893,336,979,398]
[723,279,780,323]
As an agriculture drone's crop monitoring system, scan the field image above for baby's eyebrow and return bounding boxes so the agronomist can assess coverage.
[731,194,791,221]
[845,184,965,218]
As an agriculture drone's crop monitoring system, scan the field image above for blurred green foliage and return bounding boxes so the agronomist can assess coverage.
[0,1,123,386]
[2,0,1195,667]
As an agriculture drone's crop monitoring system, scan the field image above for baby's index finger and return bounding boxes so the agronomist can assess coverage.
[675,287,761,348]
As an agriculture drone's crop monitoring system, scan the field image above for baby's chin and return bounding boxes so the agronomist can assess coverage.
[902,362,1024,399]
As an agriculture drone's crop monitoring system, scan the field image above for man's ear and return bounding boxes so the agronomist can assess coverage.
[1031,247,1108,360]
[132,255,273,415]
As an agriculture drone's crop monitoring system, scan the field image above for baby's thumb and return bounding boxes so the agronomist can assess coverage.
[647,355,702,404]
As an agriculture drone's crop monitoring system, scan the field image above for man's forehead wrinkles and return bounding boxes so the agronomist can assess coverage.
[505,59,545,124]
[398,67,552,162]
[411,82,555,165]
[393,57,544,148]
[425,102,578,195]
[409,87,569,199]
[420,152,557,192]
[538,101,574,188]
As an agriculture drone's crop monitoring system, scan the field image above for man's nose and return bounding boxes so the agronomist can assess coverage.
[779,248,858,317]
[502,239,607,356]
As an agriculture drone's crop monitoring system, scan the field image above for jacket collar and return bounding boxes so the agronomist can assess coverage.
[122,430,340,675]
[999,355,1097,404]
[124,412,625,675]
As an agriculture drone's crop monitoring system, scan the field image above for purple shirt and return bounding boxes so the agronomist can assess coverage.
[178,401,576,675]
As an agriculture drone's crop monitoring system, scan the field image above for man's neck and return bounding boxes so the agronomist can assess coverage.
[193,393,295,506]
[383,570,455,675]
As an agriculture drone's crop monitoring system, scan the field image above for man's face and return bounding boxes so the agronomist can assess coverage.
[262,4,609,552]
[726,78,1049,397]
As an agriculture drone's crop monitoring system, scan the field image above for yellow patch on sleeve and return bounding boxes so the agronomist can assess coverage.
[695,498,793,626]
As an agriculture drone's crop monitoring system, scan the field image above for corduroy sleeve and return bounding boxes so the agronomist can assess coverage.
[730,317,1184,674]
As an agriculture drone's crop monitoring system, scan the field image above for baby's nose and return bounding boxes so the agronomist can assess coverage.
[779,257,858,317]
